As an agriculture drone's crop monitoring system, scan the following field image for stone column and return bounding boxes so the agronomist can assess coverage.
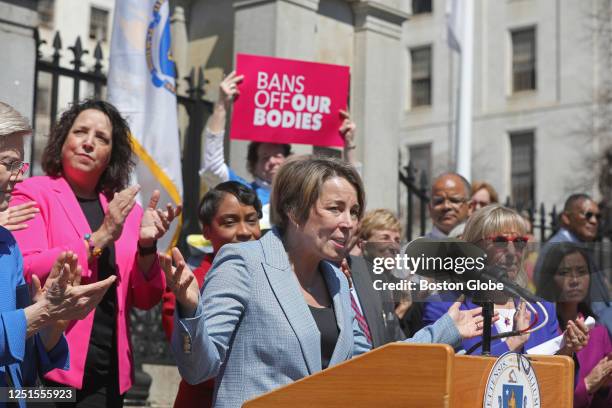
[229,0,320,180]
[0,1,37,121]
[0,1,39,165]
[349,0,408,211]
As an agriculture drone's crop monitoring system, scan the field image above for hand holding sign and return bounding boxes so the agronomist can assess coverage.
[219,71,244,108]
[339,110,356,148]
[210,71,245,133]
[231,54,350,147]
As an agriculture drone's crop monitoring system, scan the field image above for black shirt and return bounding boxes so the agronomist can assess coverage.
[77,196,118,381]
[308,305,339,369]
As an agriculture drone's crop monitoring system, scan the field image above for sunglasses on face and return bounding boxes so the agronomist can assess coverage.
[579,211,602,221]
[484,235,529,249]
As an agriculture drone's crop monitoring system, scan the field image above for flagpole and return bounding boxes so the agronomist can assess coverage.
[456,0,473,182]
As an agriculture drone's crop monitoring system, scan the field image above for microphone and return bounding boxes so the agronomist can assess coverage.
[401,238,546,355]
[479,266,542,303]
[400,238,541,303]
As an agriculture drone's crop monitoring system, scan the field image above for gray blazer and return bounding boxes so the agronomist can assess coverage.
[171,229,461,408]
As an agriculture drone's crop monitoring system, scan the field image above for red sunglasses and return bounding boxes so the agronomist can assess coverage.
[485,235,529,248]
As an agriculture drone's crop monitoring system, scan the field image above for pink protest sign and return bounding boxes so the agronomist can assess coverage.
[230,54,350,147]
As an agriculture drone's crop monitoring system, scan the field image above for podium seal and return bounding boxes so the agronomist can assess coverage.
[483,352,540,408]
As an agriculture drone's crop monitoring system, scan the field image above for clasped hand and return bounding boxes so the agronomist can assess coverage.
[558,316,590,356]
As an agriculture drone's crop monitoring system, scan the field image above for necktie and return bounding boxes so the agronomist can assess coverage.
[350,291,372,345]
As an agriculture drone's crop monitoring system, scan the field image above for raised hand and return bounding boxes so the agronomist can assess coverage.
[98,185,140,244]
[447,301,500,339]
[40,251,116,322]
[219,71,244,108]
[0,201,39,231]
[139,190,183,248]
[339,110,356,148]
[506,301,532,351]
[160,247,199,317]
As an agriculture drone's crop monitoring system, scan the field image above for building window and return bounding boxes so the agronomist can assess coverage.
[37,0,54,28]
[408,143,432,185]
[411,46,432,107]
[89,7,109,42]
[510,131,535,209]
[511,27,536,92]
[407,143,432,235]
[412,0,432,14]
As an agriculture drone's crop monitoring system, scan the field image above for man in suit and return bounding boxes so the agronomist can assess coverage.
[345,209,410,346]
[535,193,612,336]
[426,173,471,239]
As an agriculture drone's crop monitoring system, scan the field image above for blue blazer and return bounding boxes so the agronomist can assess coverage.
[171,229,461,408]
[423,292,560,356]
[0,227,69,408]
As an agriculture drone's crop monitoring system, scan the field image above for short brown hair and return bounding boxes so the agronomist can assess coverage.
[246,142,291,175]
[358,209,401,241]
[270,156,365,232]
[471,181,499,203]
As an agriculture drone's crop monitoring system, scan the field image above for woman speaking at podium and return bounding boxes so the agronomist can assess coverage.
[165,156,489,408]
[423,204,589,356]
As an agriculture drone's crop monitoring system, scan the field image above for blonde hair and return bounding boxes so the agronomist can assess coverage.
[271,155,365,232]
[463,204,528,287]
[0,102,31,139]
[358,209,401,241]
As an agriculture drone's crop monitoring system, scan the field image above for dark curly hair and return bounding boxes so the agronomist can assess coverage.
[41,99,135,194]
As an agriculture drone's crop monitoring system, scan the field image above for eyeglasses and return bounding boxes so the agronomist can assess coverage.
[431,196,468,207]
[0,160,29,175]
[484,235,529,250]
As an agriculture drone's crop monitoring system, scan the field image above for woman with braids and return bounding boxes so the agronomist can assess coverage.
[11,100,181,407]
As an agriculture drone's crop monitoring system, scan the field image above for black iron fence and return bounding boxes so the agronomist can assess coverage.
[400,161,572,242]
[399,162,612,279]
[32,29,212,375]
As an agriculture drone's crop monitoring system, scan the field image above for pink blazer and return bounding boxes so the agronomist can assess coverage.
[11,176,165,394]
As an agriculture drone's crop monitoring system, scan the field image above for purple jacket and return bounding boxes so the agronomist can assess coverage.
[574,325,612,408]
[423,295,560,355]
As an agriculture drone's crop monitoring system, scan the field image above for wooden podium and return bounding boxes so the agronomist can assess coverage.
[243,344,574,407]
